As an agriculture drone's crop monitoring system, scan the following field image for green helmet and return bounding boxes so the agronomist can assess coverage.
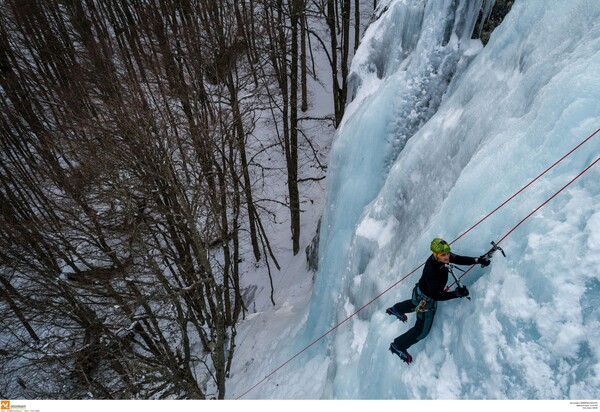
[430,238,451,254]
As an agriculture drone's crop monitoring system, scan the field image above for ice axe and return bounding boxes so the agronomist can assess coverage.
[446,264,471,301]
[481,241,506,267]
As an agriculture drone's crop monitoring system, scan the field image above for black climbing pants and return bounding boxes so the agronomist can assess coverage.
[392,284,437,351]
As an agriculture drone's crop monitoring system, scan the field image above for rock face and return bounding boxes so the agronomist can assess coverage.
[305,218,321,273]
[479,0,514,45]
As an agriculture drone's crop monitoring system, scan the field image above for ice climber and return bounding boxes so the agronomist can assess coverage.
[387,238,490,364]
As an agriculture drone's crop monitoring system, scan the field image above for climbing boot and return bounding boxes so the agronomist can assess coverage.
[389,343,412,365]
[386,307,408,323]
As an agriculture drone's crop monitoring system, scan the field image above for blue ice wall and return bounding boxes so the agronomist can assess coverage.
[308,0,600,399]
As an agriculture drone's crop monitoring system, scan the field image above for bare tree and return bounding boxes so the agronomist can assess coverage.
[0,0,349,399]
[0,0,282,399]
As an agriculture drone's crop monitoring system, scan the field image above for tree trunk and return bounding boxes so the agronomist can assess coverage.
[300,0,308,112]
[288,0,301,255]
[326,0,342,125]
[355,0,360,52]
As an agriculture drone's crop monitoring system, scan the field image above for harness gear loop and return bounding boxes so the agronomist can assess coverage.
[415,300,428,314]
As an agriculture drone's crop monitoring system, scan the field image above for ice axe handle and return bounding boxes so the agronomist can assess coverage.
[447,264,471,301]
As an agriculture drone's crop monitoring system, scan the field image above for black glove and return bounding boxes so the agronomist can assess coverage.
[478,255,491,267]
[455,286,469,298]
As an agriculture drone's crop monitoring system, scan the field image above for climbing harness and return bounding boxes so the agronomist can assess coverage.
[414,284,434,313]
[234,127,600,399]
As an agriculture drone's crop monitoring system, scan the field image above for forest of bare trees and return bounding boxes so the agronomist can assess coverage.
[0,0,372,399]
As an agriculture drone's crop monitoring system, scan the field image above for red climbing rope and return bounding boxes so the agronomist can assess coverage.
[449,127,600,246]
[234,127,600,399]
[234,261,425,399]
[450,152,600,287]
